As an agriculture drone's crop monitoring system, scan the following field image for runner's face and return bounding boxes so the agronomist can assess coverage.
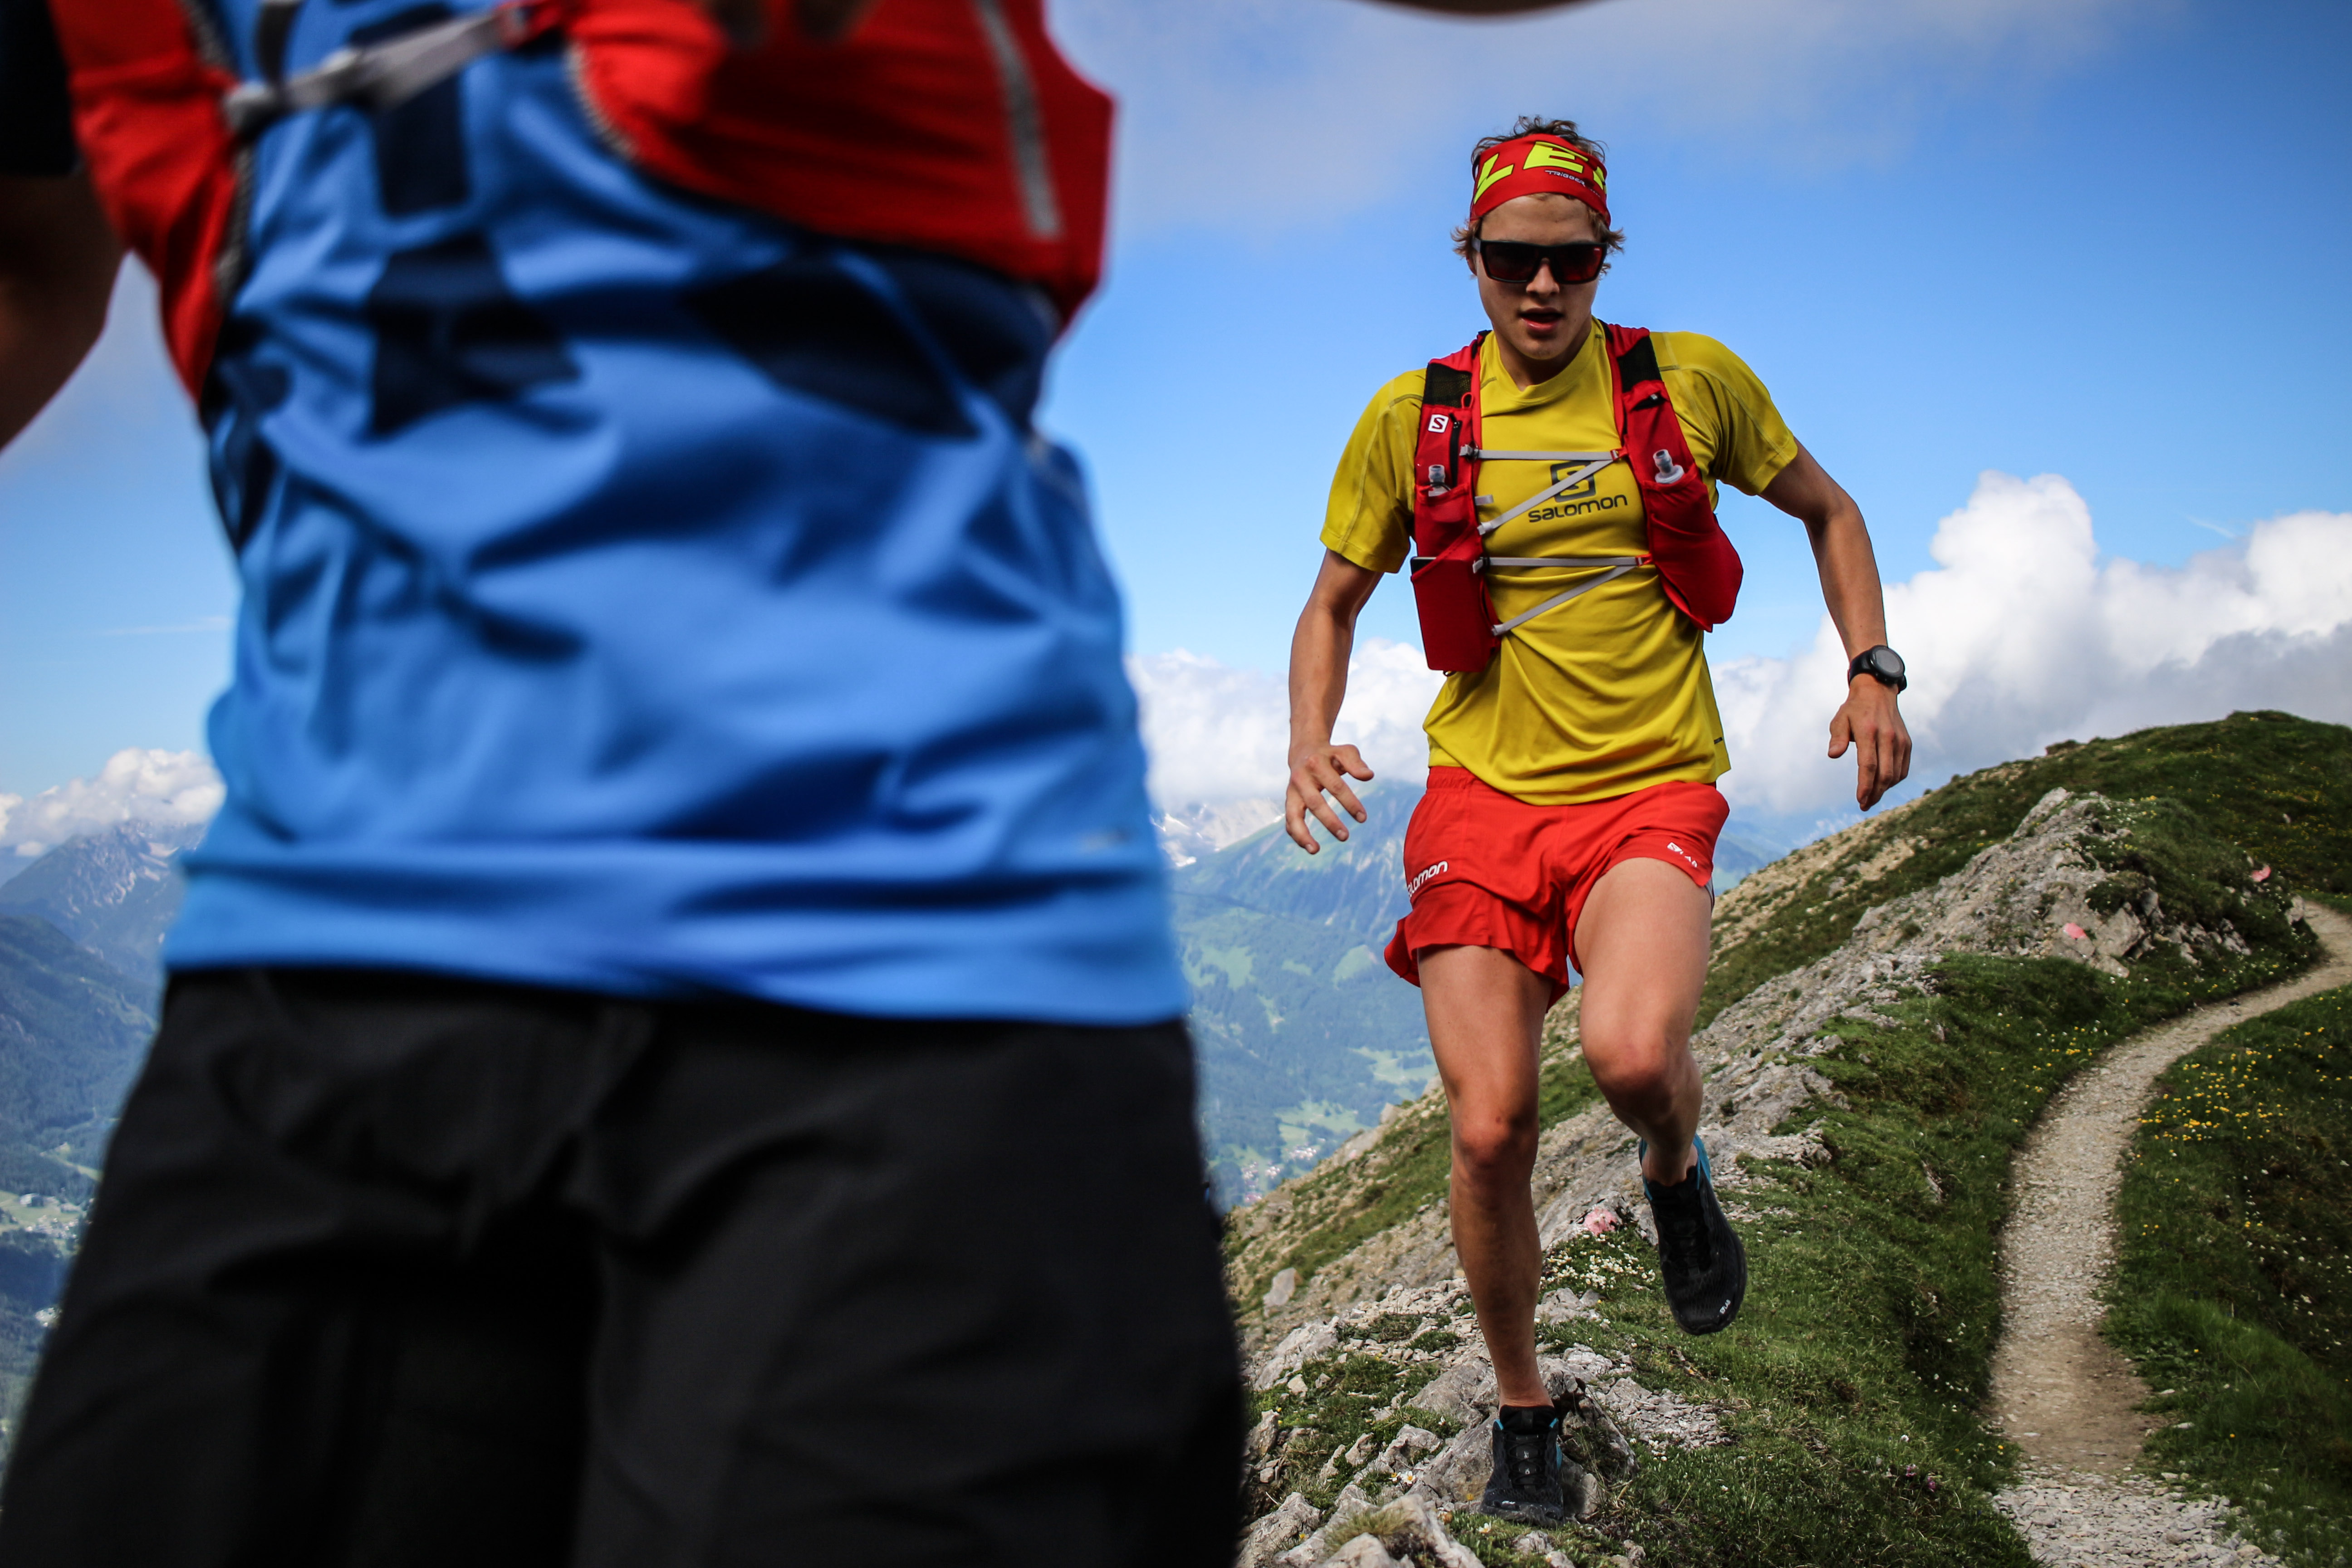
[1471,194,1602,380]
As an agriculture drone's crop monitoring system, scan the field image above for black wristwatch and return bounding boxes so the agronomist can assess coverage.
[1847,645,1907,692]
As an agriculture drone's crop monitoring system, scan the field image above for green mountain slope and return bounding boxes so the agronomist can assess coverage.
[1219,710,2351,1567]
[0,821,201,1003]
[1176,784,1432,1204]
[1217,712,2351,1566]
[0,915,154,1200]
[0,915,152,1445]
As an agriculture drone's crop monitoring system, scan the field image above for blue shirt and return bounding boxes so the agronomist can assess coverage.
[110,0,1187,1023]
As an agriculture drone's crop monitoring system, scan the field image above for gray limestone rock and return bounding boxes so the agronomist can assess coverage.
[1237,1492,1321,1568]
[1316,1536,1404,1568]
[1278,1481,1382,1568]
[1370,1424,1441,1475]
[1342,1494,1483,1568]
[1256,1320,1339,1391]
[1264,1267,1298,1309]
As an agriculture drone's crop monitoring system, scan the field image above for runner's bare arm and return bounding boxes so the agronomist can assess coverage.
[1760,441,1914,812]
[1286,548,1383,854]
[0,172,121,453]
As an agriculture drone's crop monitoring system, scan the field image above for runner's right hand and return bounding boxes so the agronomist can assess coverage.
[1286,744,1374,854]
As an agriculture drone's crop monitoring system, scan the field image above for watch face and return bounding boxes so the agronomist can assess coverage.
[1873,647,1905,679]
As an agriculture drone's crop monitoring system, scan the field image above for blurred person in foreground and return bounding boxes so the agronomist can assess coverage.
[0,1,1589,1563]
[1284,115,1911,1524]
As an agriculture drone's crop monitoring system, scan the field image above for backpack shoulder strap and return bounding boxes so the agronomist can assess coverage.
[1420,335,1483,410]
[1605,321,1664,410]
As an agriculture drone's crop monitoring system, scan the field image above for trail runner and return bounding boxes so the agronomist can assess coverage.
[0,3,1587,1563]
[1285,116,1912,1525]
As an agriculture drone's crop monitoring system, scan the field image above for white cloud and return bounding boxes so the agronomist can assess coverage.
[1130,637,1442,811]
[0,748,222,860]
[1049,0,2142,233]
[1715,475,2352,815]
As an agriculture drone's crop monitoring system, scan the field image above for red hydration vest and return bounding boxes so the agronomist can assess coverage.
[50,0,1112,394]
[1407,324,1744,674]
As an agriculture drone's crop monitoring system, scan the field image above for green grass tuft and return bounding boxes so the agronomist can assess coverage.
[2109,985,2352,1567]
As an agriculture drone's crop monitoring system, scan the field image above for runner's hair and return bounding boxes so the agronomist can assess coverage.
[1452,117,1627,263]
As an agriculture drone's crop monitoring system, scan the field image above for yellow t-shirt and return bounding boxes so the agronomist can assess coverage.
[1322,326,1797,805]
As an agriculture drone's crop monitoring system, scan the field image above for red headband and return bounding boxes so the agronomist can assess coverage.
[1469,135,1609,226]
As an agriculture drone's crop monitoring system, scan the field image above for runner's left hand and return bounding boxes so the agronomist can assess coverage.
[1829,677,1911,811]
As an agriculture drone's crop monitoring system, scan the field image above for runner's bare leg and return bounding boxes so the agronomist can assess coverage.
[1418,858,1713,1407]
[1576,858,1713,1186]
[1419,943,1554,1409]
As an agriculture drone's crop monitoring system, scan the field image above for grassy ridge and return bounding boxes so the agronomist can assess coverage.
[1250,931,2322,1567]
[1578,934,2318,1567]
[2110,983,2352,1567]
[1232,712,2351,1565]
[1252,935,2323,1566]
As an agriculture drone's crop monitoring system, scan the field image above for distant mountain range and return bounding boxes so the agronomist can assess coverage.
[1172,783,1430,1206]
[0,821,202,1007]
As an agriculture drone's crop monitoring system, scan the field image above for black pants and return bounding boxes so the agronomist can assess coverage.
[0,969,1240,1567]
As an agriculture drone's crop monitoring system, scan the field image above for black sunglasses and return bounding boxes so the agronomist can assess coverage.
[1471,239,1607,286]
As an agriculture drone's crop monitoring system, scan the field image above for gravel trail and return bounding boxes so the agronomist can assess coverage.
[1988,904,2352,1567]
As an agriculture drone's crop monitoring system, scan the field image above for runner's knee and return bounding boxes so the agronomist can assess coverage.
[1452,1108,1538,1184]
[1581,1021,1684,1107]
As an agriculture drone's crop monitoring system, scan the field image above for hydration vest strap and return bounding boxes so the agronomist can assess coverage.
[1466,449,1615,462]
[1424,362,1475,411]
[1613,330,1666,398]
[224,0,562,140]
[1490,561,1638,637]
[1480,555,1642,569]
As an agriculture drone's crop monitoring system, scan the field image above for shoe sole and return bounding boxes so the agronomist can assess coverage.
[1480,1497,1566,1524]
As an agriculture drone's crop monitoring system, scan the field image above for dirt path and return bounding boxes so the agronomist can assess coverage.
[1986,903,2352,1565]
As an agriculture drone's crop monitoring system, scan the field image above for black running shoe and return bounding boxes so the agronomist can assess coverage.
[1642,1136,1747,1335]
[1480,1404,1567,1524]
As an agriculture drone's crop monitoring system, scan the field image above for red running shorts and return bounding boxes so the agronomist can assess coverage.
[1382,769,1728,998]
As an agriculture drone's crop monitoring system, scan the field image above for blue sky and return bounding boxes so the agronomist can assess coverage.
[3,0,2348,823]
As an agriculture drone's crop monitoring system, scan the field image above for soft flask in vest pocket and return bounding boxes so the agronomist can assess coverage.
[1410,542,1499,674]
[1406,344,1494,673]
